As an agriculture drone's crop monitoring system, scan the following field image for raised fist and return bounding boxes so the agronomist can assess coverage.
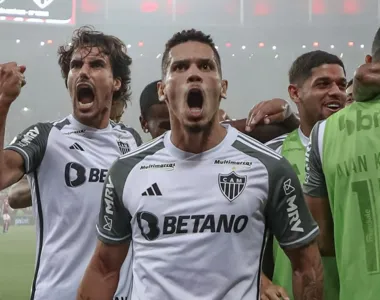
[0,62,26,108]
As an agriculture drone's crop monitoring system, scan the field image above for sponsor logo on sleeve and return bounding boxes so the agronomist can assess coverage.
[16,126,40,147]
[104,176,115,215]
[284,179,304,232]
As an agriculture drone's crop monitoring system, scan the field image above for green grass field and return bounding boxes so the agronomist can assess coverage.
[0,226,36,300]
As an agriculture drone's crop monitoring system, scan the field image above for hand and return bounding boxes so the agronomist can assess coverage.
[245,98,291,132]
[353,62,380,102]
[0,62,26,107]
[261,283,290,300]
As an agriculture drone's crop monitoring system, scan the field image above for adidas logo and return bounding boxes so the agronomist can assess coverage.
[69,143,84,151]
[142,183,162,196]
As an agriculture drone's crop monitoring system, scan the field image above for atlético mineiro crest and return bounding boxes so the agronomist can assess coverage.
[117,138,130,155]
[33,0,55,10]
[218,171,247,202]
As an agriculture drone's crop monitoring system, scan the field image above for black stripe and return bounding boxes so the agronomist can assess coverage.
[152,183,162,196]
[147,187,155,196]
[54,118,70,130]
[256,226,268,300]
[238,135,280,157]
[30,172,44,300]
[76,144,84,151]
[142,191,147,196]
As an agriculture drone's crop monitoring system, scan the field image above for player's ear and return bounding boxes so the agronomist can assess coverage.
[139,115,149,133]
[288,84,300,104]
[220,80,228,99]
[365,55,372,64]
[113,78,121,92]
[157,80,166,102]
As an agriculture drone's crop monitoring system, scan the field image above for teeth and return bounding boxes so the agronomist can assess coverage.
[78,101,94,109]
[327,104,339,108]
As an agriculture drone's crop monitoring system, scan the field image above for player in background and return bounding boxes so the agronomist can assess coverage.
[2,198,11,233]
[7,93,130,210]
[139,80,301,140]
[256,50,346,300]
[303,28,380,300]
[78,29,323,300]
[345,79,355,106]
[0,27,141,300]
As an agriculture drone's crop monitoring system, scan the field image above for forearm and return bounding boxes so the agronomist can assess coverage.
[292,256,324,300]
[77,263,120,300]
[0,106,10,183]
[8,189,32,209]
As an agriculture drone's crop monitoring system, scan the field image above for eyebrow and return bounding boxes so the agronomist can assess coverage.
[172,58,215,65]
[314,76,347,83]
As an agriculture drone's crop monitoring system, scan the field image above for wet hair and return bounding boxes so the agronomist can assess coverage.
[289,50,346,85]
[161,29,222,78]
[346,79,353,89]
[140,80,161,119]
[58,26,132,104]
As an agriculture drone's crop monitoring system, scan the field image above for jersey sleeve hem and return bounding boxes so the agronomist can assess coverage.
[279,226,319,249]
[4,145,30,173]
[303,186,328,198]
[96,225,131,245]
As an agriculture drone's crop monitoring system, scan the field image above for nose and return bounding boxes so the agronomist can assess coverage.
[79,64,90,80]
[328,82,344,98]
[186,64,203,84]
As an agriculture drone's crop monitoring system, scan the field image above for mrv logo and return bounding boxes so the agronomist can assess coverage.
[136,212,249,241]
[64,162,108,187]
[13,126,40,147]
[339,110,380,136]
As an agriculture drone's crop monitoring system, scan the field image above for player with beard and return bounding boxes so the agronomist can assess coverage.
[304,28,380,300]
[139,80,300,140]
[258,50,346,300]
[7,93,130,210]
[2,198,11,233]
[0,27,141,300]
[78,29,322,300]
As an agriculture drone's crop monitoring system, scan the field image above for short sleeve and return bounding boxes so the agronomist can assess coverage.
[96,159,132,245]
[303,121,328,198]
[266,157,319,249]
[126,127,143,147]
[5,123,53,173]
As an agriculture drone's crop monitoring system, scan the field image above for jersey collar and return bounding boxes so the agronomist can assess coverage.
[68,114,112,132]
[297,127,310,148]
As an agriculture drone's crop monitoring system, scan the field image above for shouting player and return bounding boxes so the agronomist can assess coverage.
[262,50,346,300]
[78,29,323,300]
[304,28,380,300]
[0,27,141,300]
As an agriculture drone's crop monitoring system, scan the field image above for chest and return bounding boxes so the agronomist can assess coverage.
[126,160,269,236]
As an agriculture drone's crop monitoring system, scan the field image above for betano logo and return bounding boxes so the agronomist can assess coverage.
[339,110,380,136]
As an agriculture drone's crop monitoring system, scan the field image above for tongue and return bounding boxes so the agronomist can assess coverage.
[79,96,93,104]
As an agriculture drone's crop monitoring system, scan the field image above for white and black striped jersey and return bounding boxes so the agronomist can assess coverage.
[97,125,318,300]
[5,114,142,300]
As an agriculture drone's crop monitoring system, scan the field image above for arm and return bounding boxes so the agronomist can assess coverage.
[284,241,323,300]
[304,122,335,256]
[78,241,129,300]
[267,157,322,300]
[8,176,32,209]
[78,160,132,299]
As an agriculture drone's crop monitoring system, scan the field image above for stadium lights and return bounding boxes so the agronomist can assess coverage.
[340,53,344,58]
[275,54,279,59]
[348,41,354,47]
[215,46,219,49]
[47,40,53,44]
[127,44,132,49]
[302,45,306,49]
[232,54,235,57]
[313,42,319,47]
[259,42,265,48]
[22,107,30,112]
[360,44,364,49]
[225,43,232,48]
[138,41,144,47]
[140,54,143,57]
[272,46,276,50]
[156,53,161,59]
[330,45,335,49]
[241,45,246,50]
[16,39,20,44]
[40,41,45,46]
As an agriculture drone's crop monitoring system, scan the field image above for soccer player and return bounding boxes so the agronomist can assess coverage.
[345,79,354,106]
[262,50,346,300]
[7,92,130,210]
[0,27,141,300]
[78,29,323,300]
[303,28,380,300]
[2,198,11,233]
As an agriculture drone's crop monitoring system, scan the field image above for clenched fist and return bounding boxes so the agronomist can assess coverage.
[0,62,26,107]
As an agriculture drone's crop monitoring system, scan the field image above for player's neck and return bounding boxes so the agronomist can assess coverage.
[170,119,227,154]
[73,113,109,129]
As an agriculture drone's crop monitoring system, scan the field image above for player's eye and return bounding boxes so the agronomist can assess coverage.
[70,61,82,69]
[91,61,104,68]
[173,63,186,72]
[200,63,211,71]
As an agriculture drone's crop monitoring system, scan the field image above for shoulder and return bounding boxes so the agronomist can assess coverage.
[111,121,143,146]
[264,133,288,152]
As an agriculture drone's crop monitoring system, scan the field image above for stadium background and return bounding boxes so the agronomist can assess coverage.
[0,0,374,298]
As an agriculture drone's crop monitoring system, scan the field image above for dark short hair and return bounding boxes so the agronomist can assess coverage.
[161,29,222,78]
[140,80,161,119]
[346,79,353,89]
[58,26,132,104]
[288,50,346,85]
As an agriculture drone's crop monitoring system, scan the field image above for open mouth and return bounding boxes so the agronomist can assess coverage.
[76,83,95,109]
[324,101,342,112]
[187,88,204,116]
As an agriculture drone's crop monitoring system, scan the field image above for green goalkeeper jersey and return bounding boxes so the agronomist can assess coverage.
[304,99,380,299]
[266,129,339,300]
